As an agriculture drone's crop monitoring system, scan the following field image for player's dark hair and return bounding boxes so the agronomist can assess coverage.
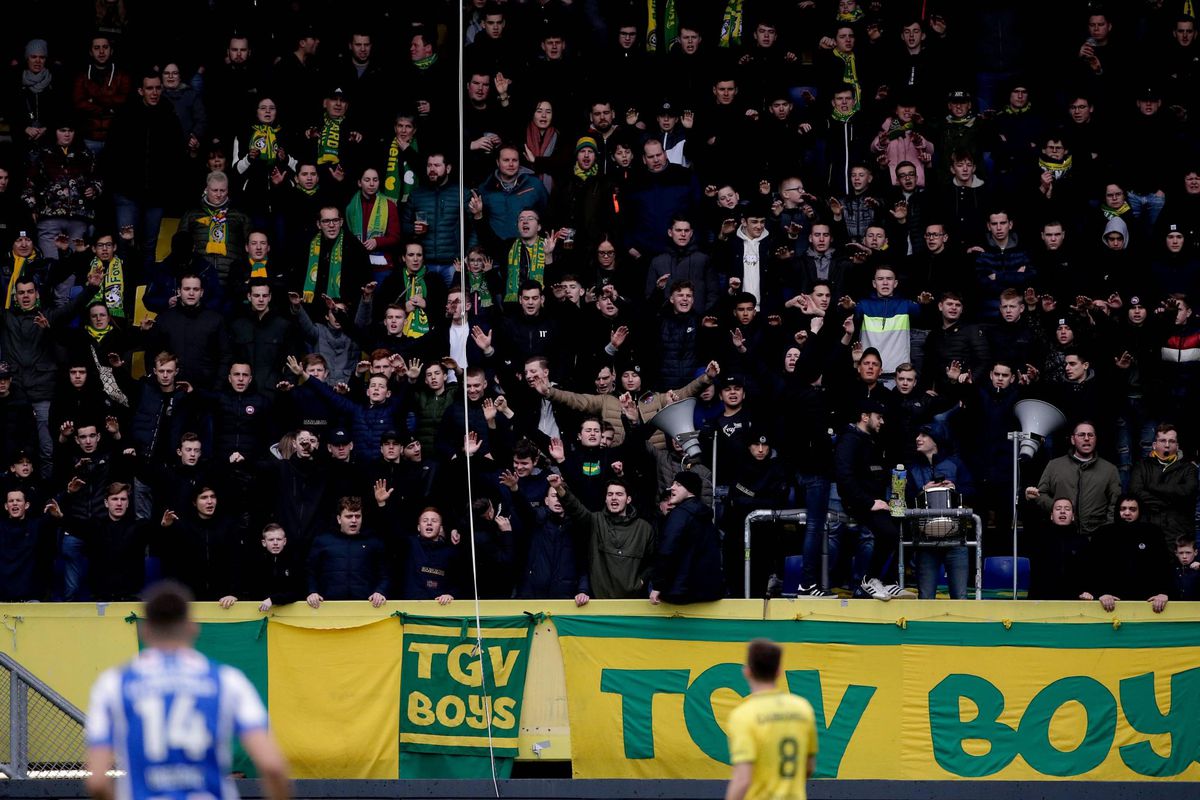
[746,638,782,681]
[142,580,193,636]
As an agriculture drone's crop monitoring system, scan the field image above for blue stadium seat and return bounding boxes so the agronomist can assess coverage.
[982,557,1030,599]
[144,556,164,588]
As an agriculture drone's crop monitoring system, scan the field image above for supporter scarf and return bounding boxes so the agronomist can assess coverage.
[4,254,30,309]
[413,52,438,70]
[296,181,318,197]
[250,124,278,162]
[304,232,342,303]
[1188,0,1195,18]
[1002,103,1032,115]
[837,7,864,22]
[831,49,861,109]
[346,192,389,241]
[646,0,679,52]
[945,113,976,126]
[1038,155,1072,179]
[89,255,125,318]
[886,117,914,140]
[504,238,546,302]
[383,138,416,202]
[85,323,111,343]
[525,124,559,161]
[401,269,431,337]
[1102,202,1131,219]
[468,270,493,309]
[22,67,51,94]
[573,161,598,181]
[249,259,269,278]
[831,108,856,123]
[719,0,744,47]
[197,205,228,257]
[317,114,343,164]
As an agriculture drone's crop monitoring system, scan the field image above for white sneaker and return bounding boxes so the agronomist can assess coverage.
[861,577,890,601]
[797,584,833,597]
[882,583,917,599]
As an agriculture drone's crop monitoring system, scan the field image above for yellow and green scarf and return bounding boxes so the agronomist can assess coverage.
[646,0,678,52]
[346,192,389,241]
[886,117,914,140]
[837,7,864,22]
[383,139,416,203]
[1038,155,1072,179]
[317,114,343,165]
[573,161,598,181]
[197,206,227,256]
[1102,202,1131,220]
[468,270,493,309]
[89,255,125,318]
[85,323,112,343]
[1002,102,1032,115]
[504,238,546,302]
[249,259,269,278]
[400,269,430,338]
[250,124,278,162]
[831,49,861,110]
[718,0,744,47]
[413,52,438,70]
[4,254,30,309]
[304,232,342,303]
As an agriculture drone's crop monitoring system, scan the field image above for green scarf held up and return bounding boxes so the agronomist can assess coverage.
[317,115,343,165]
[718,0,744,47]
[401,269,431,338]
[504,238,546,302]
[1038,155,1073,179]
[198,205,228,256]
[4,253,32,309]
[645,0,679,53]
[346,192,389,242]
[836,7,864,22]
[468,270,493,309]
[304,232,342,303]
[89,255,125,318]
[250,124,278,162]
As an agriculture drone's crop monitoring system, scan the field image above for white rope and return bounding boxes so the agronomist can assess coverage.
[455,7,501,796]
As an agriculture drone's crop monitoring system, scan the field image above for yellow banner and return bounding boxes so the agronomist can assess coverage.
[268,619,402,778]
[554,616,1200,781]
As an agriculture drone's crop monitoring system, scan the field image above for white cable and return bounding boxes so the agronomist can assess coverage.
[456,7,501,796]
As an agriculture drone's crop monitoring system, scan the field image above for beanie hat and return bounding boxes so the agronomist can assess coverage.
[25,39,48,59]
[575,135,598,153]
[673,470,703,497]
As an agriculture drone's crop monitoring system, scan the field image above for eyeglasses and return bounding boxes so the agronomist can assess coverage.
[597,250,616,256]
[896,172,917,179]
[319,218,342,225]
[1073,432,1096,438]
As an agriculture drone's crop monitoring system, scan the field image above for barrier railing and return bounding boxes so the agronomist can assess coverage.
[0,652,87,778]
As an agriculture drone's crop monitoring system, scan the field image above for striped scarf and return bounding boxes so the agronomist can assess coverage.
[504,238,546,302]
[197,205,228,256]
[4,254,32,309]
[831,49,861,109]
[383,138,416,202]
[645,0,678,52]
[304,232,342,303]
[400,269,430,337]
[1102,202,1131,220]
[346,192,389,242]
[719,0,744,47]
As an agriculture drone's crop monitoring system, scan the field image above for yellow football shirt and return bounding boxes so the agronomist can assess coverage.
[727,689,818,800]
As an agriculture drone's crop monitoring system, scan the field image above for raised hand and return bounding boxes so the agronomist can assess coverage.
[373,479,393,505]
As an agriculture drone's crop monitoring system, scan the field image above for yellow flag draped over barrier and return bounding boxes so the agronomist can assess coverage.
[267,619,402,778]
[553,616,1200,781]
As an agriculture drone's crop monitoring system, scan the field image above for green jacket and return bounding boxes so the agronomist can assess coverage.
[561,488,655,599]
[1035,454,1121,535]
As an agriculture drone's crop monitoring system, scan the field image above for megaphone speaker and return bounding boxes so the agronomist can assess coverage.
[1013,399,1067,460]
[650,397,703,459]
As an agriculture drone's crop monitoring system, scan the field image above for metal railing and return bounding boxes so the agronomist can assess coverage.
[743,507,985,600]
[0,652,87,778]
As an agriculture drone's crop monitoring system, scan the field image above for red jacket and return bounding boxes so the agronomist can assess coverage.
[71,63,132,142]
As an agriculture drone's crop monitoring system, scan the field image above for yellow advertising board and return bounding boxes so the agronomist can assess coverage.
[554,615,1200,781]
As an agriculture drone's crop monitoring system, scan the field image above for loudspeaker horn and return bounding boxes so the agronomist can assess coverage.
[1013,399,1067,460]
[650,397,703,459]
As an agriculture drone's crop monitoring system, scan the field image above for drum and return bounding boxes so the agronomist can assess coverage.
[917,486,962,539]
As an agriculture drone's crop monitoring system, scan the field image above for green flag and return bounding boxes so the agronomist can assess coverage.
[397,614,539,778]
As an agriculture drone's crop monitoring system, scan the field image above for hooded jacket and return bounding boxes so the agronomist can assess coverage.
[650,495,724,604]
[1033,454,1121,534]
[560,487,654,599]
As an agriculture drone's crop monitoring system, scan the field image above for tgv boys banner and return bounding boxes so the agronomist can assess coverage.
[553,616,1200,781]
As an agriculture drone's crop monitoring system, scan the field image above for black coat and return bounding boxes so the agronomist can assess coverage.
[306,529,390,600]
[244,547,305,606]
[834,425,888,517]
[86,515,148,600]
[1085,520,1176,600]
[651,496,724,604]
[148,303,231,390]
[161,513,239,601]
[0,514,53,601]
[515,508,585,599]
[399,534,460,599]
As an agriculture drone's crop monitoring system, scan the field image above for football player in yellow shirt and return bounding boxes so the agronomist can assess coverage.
[725,639,818,800]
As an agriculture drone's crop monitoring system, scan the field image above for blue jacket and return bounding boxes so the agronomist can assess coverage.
[476,169,549,241]
[404,179,472,264]
[306,378,406,461]
[622,165,700,257]
[973,233,1033,320]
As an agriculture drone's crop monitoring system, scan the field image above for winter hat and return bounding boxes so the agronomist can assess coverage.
[673,470,703,497]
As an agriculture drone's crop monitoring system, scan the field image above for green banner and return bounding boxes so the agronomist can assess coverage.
[397,614,538,777]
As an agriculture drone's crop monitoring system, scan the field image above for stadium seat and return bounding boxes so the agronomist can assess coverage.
[982,557,1030,599]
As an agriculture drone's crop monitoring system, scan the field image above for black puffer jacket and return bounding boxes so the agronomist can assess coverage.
[515,507,585,599]
[306,529,390,600]
[149,303,230,390]
[650,496,724,604]
[209,385,271,462]
[654,309,701,391]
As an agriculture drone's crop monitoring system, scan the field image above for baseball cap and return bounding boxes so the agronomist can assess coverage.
[327,429,352,445]
[657,100,678,116]
[0,362,11,379]
[718,374,745,389]
[946,89,972,102]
